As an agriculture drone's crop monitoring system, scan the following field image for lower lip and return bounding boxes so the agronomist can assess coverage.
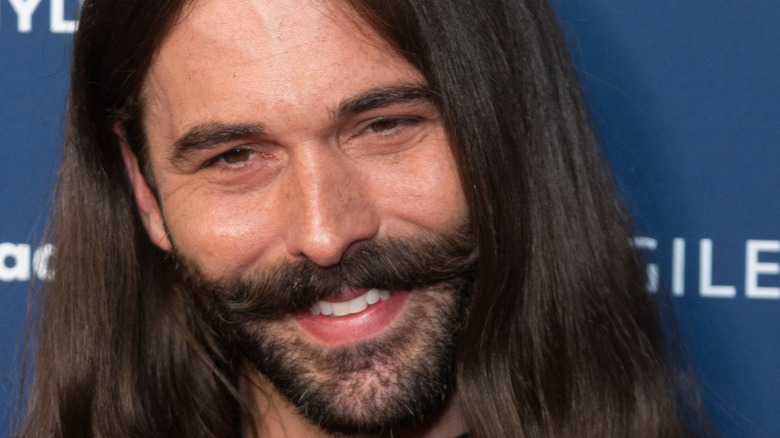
[294,290,409,345]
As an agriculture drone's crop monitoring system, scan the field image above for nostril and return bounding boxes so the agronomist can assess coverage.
[290,213,380,268]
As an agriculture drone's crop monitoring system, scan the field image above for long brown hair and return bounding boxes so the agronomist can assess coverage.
[19,0,710,436]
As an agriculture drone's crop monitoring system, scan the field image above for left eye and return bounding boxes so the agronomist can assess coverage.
[364,117,422,135]
[367,118,401,133]
[219,148,253,164]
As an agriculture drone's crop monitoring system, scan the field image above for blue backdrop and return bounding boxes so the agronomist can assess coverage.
[1,1,777,436]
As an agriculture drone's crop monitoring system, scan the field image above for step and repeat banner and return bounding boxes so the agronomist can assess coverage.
[1,1,777,436]
[551,2,779,437]
[0,0,76,432]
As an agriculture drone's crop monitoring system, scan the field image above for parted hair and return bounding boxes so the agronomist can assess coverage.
[19,0,709,437]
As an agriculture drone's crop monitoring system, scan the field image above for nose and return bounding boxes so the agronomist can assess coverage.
[283,146,380,267]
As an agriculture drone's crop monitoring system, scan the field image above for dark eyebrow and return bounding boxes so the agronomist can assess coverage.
[333,84,440,121]
[170,122,267,168]
[168,85,439,168]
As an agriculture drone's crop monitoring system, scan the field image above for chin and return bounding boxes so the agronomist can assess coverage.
[234,282,469,436]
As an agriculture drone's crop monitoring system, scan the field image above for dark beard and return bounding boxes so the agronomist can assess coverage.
[174,229,477,436]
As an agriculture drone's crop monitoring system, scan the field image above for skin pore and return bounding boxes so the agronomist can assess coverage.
[121,0,471,436]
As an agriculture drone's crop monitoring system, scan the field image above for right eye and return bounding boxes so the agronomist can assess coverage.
[218,148,254,164]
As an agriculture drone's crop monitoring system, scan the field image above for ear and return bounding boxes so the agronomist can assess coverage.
[116,124,173,251]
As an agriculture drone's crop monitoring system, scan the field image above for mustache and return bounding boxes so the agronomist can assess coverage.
[174,230,477,321]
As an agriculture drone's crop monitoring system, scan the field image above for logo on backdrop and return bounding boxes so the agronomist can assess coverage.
[0,243,53,282]
[1,0,80,33]
[634,237,780,299]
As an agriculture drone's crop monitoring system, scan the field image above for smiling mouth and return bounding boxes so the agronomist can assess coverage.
[295,288,409,345]
[309,288,392,317]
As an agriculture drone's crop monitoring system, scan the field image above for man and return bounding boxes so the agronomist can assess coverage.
[20,0,707,437]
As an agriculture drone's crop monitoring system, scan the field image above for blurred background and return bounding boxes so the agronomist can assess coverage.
[1,0,777,435]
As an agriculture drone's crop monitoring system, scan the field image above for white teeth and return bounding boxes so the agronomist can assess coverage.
[310,288,390,318]
[349,298,368,313]
[331,301,350,317]
[366,289,380,305]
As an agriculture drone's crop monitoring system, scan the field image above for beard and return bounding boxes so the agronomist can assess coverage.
[173,228,477,436]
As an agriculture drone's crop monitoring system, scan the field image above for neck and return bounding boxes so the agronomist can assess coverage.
[240,369,467,438]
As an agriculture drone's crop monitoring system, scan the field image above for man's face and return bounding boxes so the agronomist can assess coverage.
[127,0,472,434]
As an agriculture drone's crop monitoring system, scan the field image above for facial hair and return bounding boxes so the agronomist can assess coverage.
[173,229,477,436]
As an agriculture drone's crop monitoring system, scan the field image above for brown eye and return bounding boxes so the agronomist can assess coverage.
[367,119,400,133]
[221,148,252,164]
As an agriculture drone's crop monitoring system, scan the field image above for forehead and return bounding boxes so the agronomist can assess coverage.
[142,0,423,146]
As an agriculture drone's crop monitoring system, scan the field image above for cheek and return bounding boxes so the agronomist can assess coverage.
[373,144,468,234]
[162,191,280,275]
